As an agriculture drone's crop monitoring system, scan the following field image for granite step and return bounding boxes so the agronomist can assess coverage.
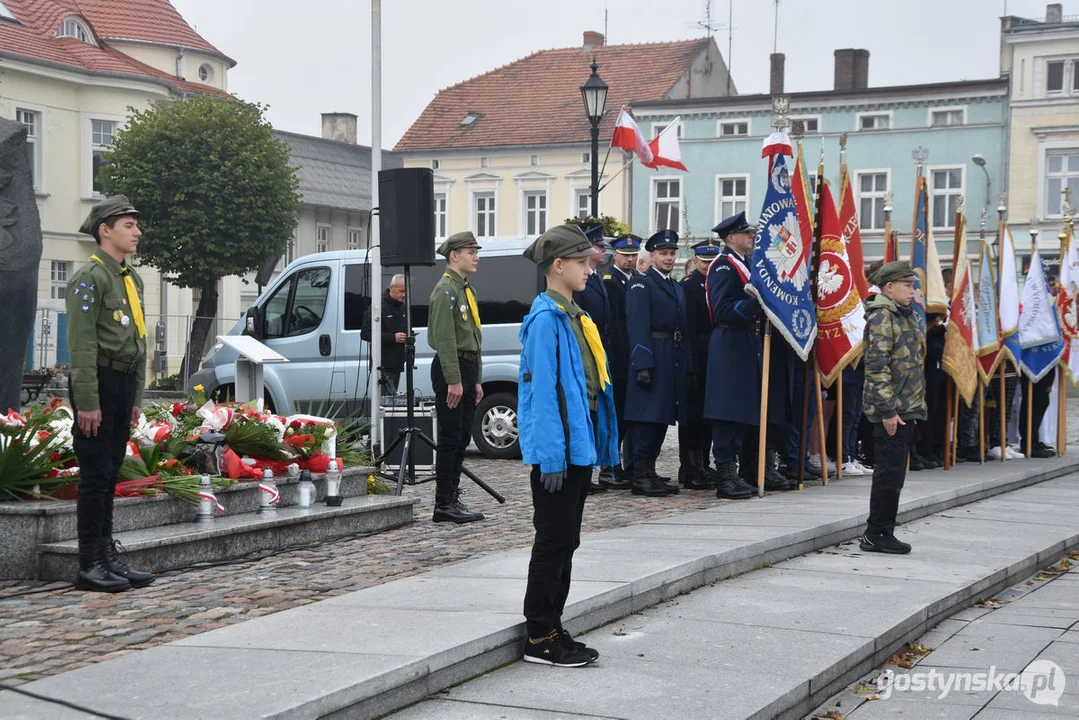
[35,493,416,581]
[1,457,1076,720]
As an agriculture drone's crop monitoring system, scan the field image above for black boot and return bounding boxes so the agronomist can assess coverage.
[764,451,796,491]
[433,489,485,523]
[598,466,629,490]
[715,462,753,499]
[698,450,721,488]
[104,538,155,588]
[631,460,673,497]
[75,540,131,593]
[648,459,679,494]
[678,451,713,490]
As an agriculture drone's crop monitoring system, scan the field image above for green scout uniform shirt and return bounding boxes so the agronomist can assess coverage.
[65,252,147,412]
[427,268,483,384]
[545,289,599,407]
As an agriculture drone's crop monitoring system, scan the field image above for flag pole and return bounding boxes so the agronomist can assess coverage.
[1058,364,1066,457]
[952,383,960,466]
[597,156,635,194]
[757,324,773,498]
[978,212,987,464]
[999,365,1007,462]
[944,202,964,471]
[1026,223,1039,460]
[997,198,1008,462]
[812,140,829,485]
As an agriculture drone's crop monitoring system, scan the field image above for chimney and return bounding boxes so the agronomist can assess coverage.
[769,53,785,95]
[321,112,358,145]
[834,48,869,90]
[1047,3,1063,22]
[582,31,604,50]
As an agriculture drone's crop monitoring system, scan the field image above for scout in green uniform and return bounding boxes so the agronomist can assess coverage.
[66,196,154,592]
[427,231,485,523]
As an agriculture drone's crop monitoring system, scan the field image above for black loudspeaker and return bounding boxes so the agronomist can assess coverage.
[379,167,436,267]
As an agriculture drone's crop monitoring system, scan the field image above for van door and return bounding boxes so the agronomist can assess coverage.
[259,264,335,413]
[331,261,369,416]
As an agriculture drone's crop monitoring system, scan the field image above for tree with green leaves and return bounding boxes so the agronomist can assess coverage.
[102,94,300,379]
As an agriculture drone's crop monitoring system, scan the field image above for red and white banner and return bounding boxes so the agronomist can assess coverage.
[814,180,866,387]
[941,215,980,406]
[838,166,870,302]
[642,116,688,171]
[610,108,653,165]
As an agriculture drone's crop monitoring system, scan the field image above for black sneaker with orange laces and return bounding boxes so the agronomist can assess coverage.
[523,630,595,667]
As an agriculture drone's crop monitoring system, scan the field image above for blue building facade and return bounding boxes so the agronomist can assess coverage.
[630,77,1009,263]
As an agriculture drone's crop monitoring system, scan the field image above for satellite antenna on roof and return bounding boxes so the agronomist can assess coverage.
[685,1,735,96]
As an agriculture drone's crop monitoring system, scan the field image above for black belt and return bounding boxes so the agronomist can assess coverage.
[458,350,479,361]
[713,322,751,330]
[651,330,684,342]
[98,356,139,374]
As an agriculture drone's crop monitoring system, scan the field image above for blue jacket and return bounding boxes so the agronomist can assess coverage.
[518,293,620,474]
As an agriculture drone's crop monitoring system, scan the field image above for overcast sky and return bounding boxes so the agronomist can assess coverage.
[171,0,1055,148]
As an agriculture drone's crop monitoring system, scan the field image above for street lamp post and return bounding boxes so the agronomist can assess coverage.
[972,154,992,224]
[580,57,608,219]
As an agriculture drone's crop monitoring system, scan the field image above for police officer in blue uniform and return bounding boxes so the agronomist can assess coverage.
[572,224,626,492]
[705,212,792,496]
[625,229,689,497]
[677,240,722,491]
[604,233,641,482]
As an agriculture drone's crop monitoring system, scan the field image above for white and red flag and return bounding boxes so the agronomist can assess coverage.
[814,180,866,386]
[610,108,653,165]
[642,116,687,171]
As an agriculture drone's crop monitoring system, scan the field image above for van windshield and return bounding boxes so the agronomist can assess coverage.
[344,256,541,329]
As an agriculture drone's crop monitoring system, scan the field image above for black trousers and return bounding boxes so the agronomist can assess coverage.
[1020,373,1055,450]
[523,464,590,639]
[431,355,477,503]
[713,420,749,464]
[612,373,632,469]
[379,369,401,396]
[70,367,137,547]
[866,421,914,537]
[632,422,668,461]
[986,374,1017,446]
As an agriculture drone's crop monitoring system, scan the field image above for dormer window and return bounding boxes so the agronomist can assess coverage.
[55,16,95,45]
[460,112,480,127]
[0,1,19,22]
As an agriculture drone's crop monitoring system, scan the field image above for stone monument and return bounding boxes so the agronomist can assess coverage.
[0,117,44,412]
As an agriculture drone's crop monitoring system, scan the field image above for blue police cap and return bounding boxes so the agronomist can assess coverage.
[645,229,679,252]
[712,211,757,239]
[692,239,722,258]
[612,234,642,255]
[583,224,606,246]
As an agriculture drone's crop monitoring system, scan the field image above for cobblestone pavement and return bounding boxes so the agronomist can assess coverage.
[3,398,1077,686]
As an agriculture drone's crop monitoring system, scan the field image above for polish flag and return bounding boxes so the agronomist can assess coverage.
[610,108,653,165]
[761,131,793,161]
[642,116,688,171]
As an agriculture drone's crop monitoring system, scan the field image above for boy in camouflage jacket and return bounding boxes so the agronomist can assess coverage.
[860,261,927,554]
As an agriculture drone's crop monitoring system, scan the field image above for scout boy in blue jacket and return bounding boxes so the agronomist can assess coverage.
[518,224,619,667]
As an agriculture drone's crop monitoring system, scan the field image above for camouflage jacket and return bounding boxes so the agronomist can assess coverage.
[862,293,927,422]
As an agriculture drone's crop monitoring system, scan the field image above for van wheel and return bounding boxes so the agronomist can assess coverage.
[472,392,520,459]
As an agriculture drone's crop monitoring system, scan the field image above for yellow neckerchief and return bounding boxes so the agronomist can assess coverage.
[555,302,610,391]
[444,272,482,330]
[91,254,146,338]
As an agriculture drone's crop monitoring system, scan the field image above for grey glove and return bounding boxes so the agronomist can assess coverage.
[540,470,565,493]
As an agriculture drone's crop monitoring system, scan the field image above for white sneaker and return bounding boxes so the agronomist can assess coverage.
[987,446,1003,460]
[853,459,873,474]
[808,454,837,473]
[842,461,866,476]
[1005,446,1025,459]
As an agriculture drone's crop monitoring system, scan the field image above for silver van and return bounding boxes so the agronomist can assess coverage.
[189,239,541,458]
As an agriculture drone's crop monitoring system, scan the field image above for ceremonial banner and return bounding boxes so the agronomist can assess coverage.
[814,180,865,386]
[838,164,870,301]
[999,223,1020,339]
[791,143,816,253]
[750,153,817,361]
[1057,220,1079,384]
[641,116,688,171]
[925,232,949,312]
[976,240,1003,382]
[611,108,654,165]
[883,231,898,264]
[941,215,979,406]
[1019,248,1064,382]
[910,177,934,329]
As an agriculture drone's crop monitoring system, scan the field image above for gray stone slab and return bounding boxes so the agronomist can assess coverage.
[970,709,1072,720]
[845,698,982,718]
[984,689,1079,717]
[442,618,871,720]
[917,630,1059,673]
[0,691,100,720]
[390,699,623,720]
[917,618,972,651]
[1018,582,1079,611]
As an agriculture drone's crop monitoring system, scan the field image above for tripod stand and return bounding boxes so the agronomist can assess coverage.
[373,264,505,503]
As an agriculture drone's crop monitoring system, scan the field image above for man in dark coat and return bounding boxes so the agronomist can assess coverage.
[572,224,625,492]
[361,274,407,395]
[677,240,721,490]
[604,233,641,481]
[624,229,690,497]
[705,212,792,496]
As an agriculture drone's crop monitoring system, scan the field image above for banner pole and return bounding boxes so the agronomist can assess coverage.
[944,377,954,471]
[999,364,1007,462]
[757,324,773,498]
[1058,365,1066,457]
[978,381,986,463]
[952,383,960,467]
[813,360,829,485]
[835,380,843,479]
[1026,377,1034,459]
[797,360,810,491]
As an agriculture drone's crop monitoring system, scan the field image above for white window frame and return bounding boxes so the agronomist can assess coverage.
[50,260,71,300]
[790,115,822,135]
[928,106,967,128]
[717,118,750,137]
[430,158,440,170]
[1042,148,1079,219]
[473,192,497,239]
[82,113,124,199]
[1042,58,1079,96]
[650,120,684,139]
[715,174,750,226]
[927,165,965,230]
[55,16,95,44]
[574,188,592,220]
[651,176,682,234]
[316,224,331,253]
[855,111,892,131]
[347,227,363,251]
[854,169,891,231]
[16,107,42,191]
[522,190,548,238]
[433,192,448,240]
